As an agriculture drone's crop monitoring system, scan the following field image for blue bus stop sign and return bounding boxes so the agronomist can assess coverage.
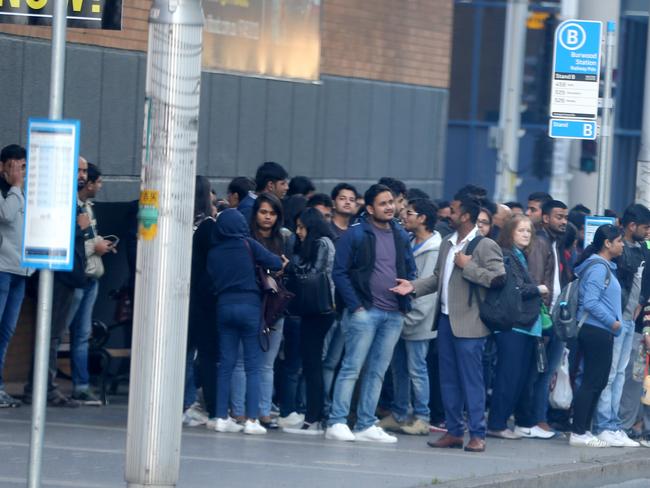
[550,20,602,120]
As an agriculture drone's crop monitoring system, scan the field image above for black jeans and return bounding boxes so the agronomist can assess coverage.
[572,325,614,435]
[300,313,334,423]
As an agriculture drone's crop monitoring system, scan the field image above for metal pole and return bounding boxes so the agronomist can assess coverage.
[494,0,528,203]
[635,20,650,208]
[596,21,616,215]
[124,0,203,486]
[26,0,67,486]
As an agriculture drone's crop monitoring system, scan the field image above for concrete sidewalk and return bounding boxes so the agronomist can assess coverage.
[0,397,648,488]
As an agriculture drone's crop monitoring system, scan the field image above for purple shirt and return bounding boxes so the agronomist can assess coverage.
[369,223,399,311]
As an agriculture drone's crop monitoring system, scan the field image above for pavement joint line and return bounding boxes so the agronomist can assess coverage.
[0,475,115,488]
[0,440,434,480]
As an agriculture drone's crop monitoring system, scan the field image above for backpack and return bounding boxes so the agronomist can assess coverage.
[465,237,539,332]
[551,260,612,341]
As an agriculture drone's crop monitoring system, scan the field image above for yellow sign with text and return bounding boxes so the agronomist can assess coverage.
[0,0,122,29]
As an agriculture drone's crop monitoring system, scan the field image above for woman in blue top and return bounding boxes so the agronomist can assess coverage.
[207,209,283,435]
[570,224,624,448]
[487,214,549,440]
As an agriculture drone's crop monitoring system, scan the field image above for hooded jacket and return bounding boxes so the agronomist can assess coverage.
[0,185,33,277]
[402,232,441,341]
[207,209,282,306]
[576,254,622,336]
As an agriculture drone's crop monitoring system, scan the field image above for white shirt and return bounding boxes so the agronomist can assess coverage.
[441,226,480,315]
[551,241,561,309]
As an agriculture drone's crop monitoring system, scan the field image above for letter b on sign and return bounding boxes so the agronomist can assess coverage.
[567,29,579,46]
[583,124,594,138]
[559,23,587,51]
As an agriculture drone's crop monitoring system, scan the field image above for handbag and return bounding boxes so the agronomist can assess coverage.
[287,270,333,316]
[549,347,573,409]
[243,239,294,351]
[85,236,105,279]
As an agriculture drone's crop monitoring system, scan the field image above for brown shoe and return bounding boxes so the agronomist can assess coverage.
[427,433,463,449]
[464,437,486,452]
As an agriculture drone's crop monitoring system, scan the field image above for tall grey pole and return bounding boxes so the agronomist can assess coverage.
[124,0,203,486]
[494,0,528,203]
[635,21,650,208]
[26,0,67,486]
[596,21,616,215]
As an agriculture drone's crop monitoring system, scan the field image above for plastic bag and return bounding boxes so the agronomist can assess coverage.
[549,347,573,410]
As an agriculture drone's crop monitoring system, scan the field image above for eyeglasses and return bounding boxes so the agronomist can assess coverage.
[406,210,419,216]
[477,219,491,226]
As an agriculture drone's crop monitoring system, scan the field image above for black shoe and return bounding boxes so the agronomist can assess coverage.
[71,390,102,406]
[0,390,22,408]
[47,389,80,408]
[260,417,279,430]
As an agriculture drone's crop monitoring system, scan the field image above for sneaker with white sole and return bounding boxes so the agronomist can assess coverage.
[597,430,624,447]
[514,425,555,439]
[325,423,356,441]
[183,403,209,427]
[243,419,267,435]
[283,421,324,435]
[354,425,398,443]
[570,432,608,447]
[0,390,22,408]
[215,417,244,433]
[614,430,640,447]
[277,411,305,428]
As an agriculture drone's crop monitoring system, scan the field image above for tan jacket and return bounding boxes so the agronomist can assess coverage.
[412,234,505,338]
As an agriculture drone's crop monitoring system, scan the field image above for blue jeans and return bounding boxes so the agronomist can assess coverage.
[532,328,564,424]
[0,272,26,390]
[216,302,263,419]
[230,318,284,417]
[437,314,487,439]
[322,318,345,416]
[66,279,99,391]
[391,338,431,422]
[593,319,635,433]
[327,307,403,431]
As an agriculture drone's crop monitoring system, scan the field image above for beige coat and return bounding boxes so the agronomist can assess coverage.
[412,235,505,338]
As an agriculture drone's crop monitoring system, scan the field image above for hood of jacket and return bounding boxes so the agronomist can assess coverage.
[213,208,249,240]
[575,253,617,276]
[412,231,442,257]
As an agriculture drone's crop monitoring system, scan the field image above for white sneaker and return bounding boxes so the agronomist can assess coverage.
[183,403,209,427]
[514,425,555,439]
[596,430,623,447]
[354,425,398,443]
[214,417,244,433]
[277,411,305,428]
[283,421,324,435]
[325,423,356,441]
[243,419,267,435]
[614,430,640,447]
[570,432,608,447]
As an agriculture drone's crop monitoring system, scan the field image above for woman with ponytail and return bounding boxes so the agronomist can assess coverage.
[570,224,625,448]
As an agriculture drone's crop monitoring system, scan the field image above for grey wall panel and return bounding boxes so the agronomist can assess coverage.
[368,83,392,179]
[265,79,293,166]
[207,74,240,178]
[0,37,24,146]
[0,34,448,201]
[99,50,142,176]
[237,76,267,178]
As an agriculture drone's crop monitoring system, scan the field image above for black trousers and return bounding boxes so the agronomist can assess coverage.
[572,325,614,435]
[300,313,335,423]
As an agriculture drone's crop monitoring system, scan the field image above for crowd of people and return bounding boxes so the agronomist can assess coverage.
[1,147,650,453]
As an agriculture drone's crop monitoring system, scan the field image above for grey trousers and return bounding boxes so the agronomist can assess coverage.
[618,332,650,433]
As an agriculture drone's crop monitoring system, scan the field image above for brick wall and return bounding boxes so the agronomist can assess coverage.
[0,0,453,88]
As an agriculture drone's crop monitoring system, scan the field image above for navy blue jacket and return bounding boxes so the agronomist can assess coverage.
[332,216,416,313]
[207,209,282,305]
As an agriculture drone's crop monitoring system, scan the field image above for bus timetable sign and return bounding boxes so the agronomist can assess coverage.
[550,20,602,120]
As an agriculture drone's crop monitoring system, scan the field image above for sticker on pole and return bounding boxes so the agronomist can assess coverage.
[22,119,80,270]
[138,190,159,241]
[584,215,616,249]
[550,20,602,120]
[549,119,597,140]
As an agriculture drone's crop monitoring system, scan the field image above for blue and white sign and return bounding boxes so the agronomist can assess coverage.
[549,118,597,140]
[584,215,616,249]
[22,119,80,270]
[550,19,602,120]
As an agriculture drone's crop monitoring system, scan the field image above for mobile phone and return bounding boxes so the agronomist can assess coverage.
[104,234,120,247]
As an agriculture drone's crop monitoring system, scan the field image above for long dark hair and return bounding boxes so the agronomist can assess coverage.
[251,192,285,255]
[295,207,335,263]
[575,224,623,267]
[194,175,212,221]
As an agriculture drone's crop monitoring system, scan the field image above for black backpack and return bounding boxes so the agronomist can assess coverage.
[465,237,540,332]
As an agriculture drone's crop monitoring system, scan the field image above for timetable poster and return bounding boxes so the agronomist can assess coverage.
[22,119,80,270]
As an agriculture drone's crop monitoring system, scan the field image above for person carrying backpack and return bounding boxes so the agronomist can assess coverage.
[569,224,625,448]
[486,215,549,439]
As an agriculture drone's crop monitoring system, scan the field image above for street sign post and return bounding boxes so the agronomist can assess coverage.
[550,20,602,120]
[548,118,597,140]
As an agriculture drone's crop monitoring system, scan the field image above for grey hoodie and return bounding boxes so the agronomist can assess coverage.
[402,231,441,341]
[0,186,32,276]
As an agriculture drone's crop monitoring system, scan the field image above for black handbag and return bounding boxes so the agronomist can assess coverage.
[287,271,334,316]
